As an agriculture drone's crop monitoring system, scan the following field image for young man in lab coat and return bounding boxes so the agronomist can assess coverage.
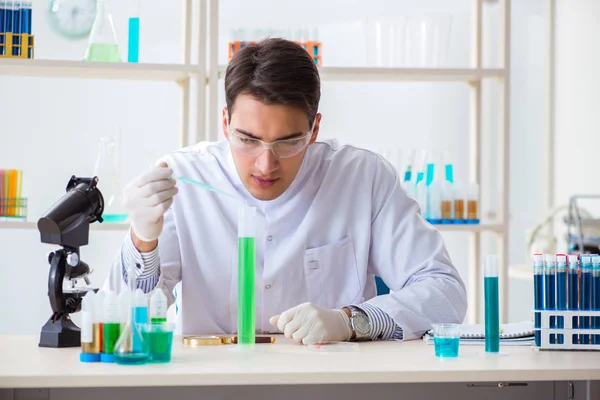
[105,38,467,344]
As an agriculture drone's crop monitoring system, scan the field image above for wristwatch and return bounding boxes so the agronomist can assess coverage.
[347,306,371,341]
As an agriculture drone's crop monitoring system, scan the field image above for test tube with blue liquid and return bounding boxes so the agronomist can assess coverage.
[484,255,500,353]
[592,255,600,344]
[556,254,567,344]
[567,254,579,344]
[127,0,140,63]
[544,254,556,344]
[533,254,544,346]
[580,255,593,344]
[0,1,6,56]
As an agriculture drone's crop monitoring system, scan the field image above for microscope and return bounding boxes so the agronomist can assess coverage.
[38,176,104,348]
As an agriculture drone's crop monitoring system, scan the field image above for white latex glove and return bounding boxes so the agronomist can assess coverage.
[269,302,352,345]
[123,162,178,242]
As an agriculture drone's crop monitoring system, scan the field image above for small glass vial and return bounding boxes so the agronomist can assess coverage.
[80,292,101,362]
[467,182,479,223]
[453,183,465,222]
[441,181,453,223]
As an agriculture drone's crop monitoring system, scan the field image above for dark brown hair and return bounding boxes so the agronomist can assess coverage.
[225,38,321,125]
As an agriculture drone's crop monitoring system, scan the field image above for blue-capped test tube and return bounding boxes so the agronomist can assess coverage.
[568,254,579,345]
[592,255,600,344]
[544,254,557,344]
[556,254,567,344]
[580,255,593,344]
[533,254,544,346]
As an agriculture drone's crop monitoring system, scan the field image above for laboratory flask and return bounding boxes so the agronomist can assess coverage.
[84,0,122,62]
[93,136,128,223]
[114,272,149,365]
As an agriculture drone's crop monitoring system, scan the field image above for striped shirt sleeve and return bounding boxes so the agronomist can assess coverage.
[121,230,161,294]
[351,303,404,341]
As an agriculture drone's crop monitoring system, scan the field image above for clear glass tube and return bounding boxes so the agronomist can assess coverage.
[467,182,479,222]
[484,255,499,353]
[84,0,122,62]
[102,291,120,362]
[127,0,140,63]
[567,254,579,345]
[544,254,557,344]
[238,204,256,345]
[533,254,544,346]
[441,180,453,221]
[453,183,465,221]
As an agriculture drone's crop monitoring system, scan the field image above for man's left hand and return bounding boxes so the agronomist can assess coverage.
[269,302,352,345]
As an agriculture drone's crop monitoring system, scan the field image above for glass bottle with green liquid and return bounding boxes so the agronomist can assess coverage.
[238,204,257,346]
[84,0,122,62]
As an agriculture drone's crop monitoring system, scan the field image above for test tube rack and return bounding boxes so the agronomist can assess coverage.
[228,40,322,67]
[0,197,28,219]
[534,310,600,350]
[0,32,34,59]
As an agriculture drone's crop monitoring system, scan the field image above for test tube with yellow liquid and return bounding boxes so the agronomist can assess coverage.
[238,204,256,345]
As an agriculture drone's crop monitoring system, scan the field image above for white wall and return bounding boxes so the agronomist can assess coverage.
[0,0,547,334]
[553,0,600,250]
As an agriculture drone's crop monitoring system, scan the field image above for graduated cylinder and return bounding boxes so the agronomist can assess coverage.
[238,204,257,345]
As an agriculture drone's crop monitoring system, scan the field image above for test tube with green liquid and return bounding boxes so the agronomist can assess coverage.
[484,255,500,353]
[238,204,256,345]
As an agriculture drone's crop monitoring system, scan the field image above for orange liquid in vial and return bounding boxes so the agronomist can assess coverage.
[468,200,478,220]
[442,201,452,219]
[454,200,465,220]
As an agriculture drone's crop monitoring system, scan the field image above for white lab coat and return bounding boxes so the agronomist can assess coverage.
[105,139,467,339]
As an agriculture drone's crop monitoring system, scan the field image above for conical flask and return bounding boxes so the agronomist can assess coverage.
[93,136,128,223]
[84,0,122,62]
[114,270,149,365]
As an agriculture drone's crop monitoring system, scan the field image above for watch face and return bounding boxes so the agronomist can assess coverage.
[47,0,96,39]
[353,312,371,335]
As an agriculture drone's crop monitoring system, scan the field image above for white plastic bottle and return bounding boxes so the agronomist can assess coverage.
[80,292,100,362]
[150,289,168,323]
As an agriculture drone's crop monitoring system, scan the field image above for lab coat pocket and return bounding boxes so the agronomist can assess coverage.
[304,236,361,309]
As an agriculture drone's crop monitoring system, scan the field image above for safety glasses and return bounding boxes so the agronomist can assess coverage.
[227,124,313,159]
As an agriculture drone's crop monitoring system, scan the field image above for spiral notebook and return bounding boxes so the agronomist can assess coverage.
[424,321,535,346]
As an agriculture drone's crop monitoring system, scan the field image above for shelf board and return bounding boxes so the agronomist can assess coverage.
[434,223,505,233]
[217,65,505,82]
[0,221,129,231]
[0,59,198,82]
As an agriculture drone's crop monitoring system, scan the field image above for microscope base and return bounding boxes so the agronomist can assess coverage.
[39,314,81,348]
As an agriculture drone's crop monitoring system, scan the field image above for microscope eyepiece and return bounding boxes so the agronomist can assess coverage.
[37,176,104,248]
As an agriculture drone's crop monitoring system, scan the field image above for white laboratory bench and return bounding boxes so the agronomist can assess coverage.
[1,335,599,400]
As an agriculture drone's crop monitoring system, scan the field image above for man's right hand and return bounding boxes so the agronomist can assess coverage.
[124,162,178,248]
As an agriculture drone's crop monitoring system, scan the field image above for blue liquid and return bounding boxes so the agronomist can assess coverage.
[114,353,148,365]
[128,17,140,63]
[569,271,579,344]
[133,306,148,352]
[445,164,454,183]
[593,275,600,344]
[484,277,500,353]
[581,271,592,344]
[557,271,567,344]
[103,213,128,223]
[434,337,459,358]
[12,4,20,56]
[0,4,5,56]
[534,274,544,346]
[415,171,424,185]
[403,171,412,182]
[426,164,435,186]
[545,273,556,344]
[175,176,237,200]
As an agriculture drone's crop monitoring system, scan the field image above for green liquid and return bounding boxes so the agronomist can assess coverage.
[434,337,459,357]
[151,317,167,324]
[84,43,122,62]
[103,214,128,223]
[142,330,173,363]
[484,277,500,353]
[238,237,255,345]
[102,323,121,355]
[114,353,148,365]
